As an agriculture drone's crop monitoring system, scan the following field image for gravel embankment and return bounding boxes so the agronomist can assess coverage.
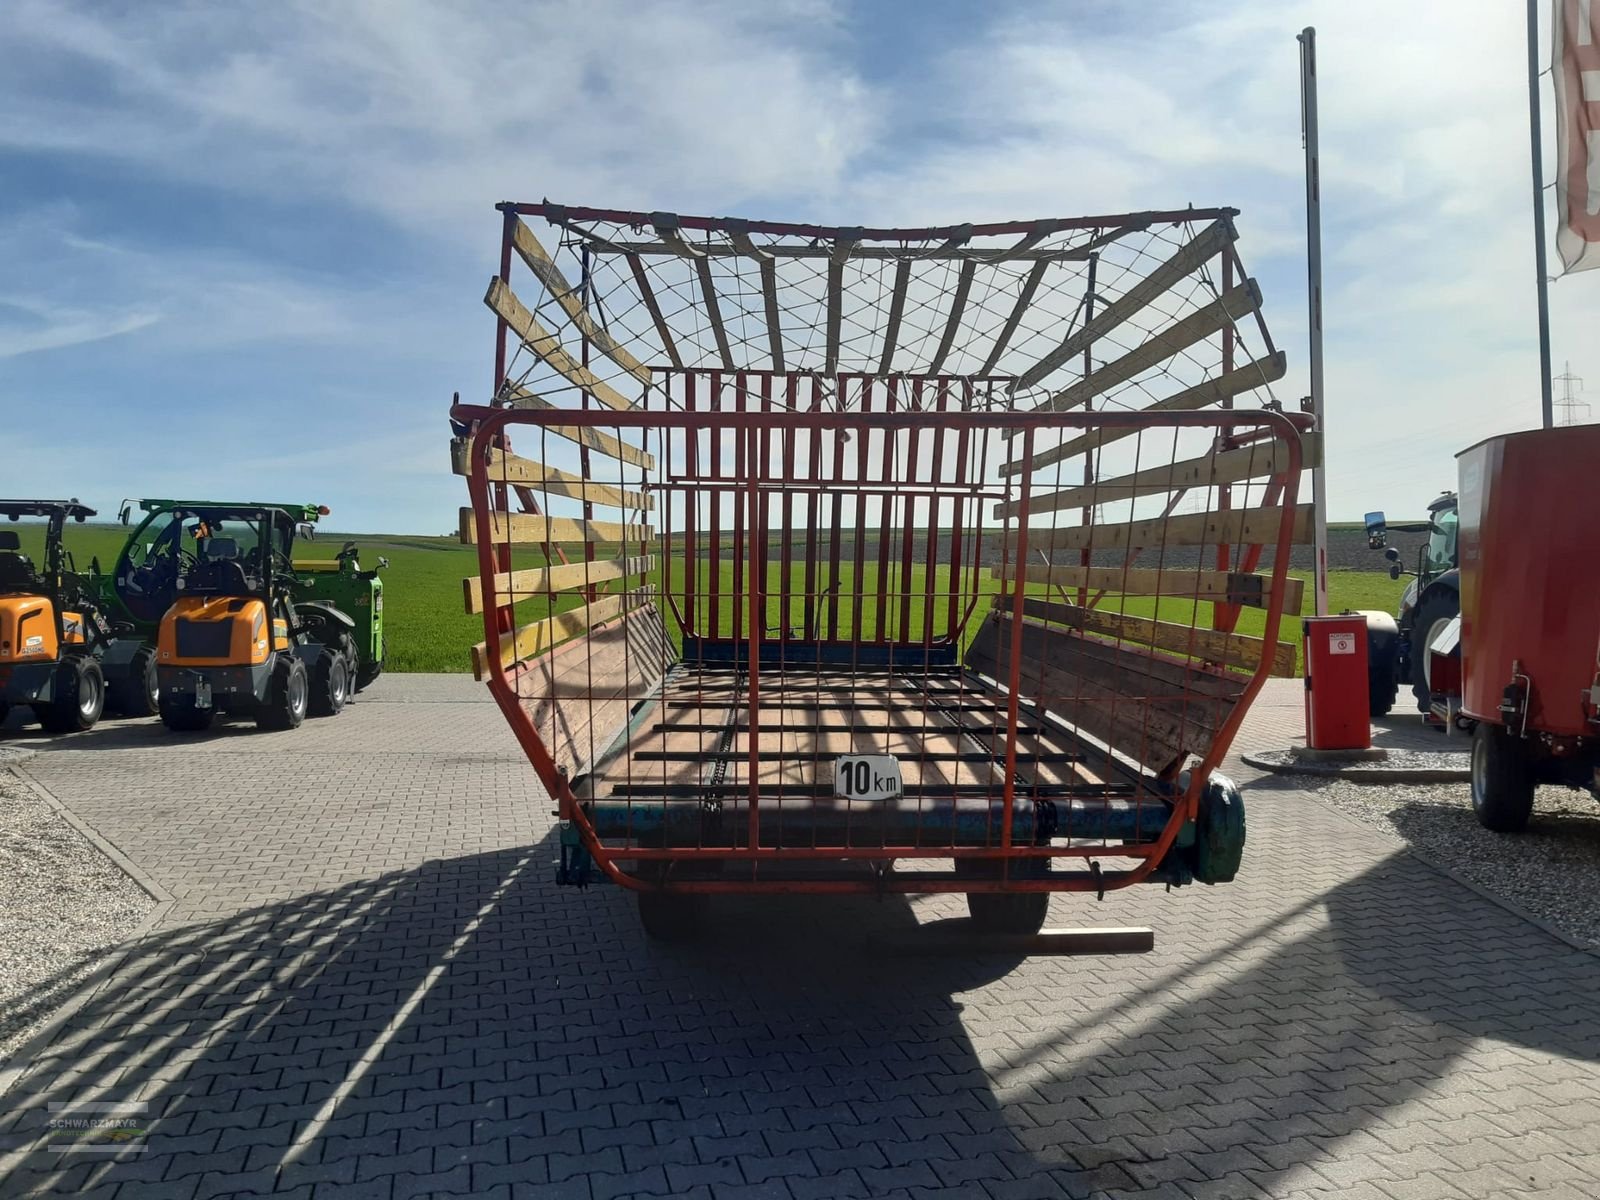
[1322,778,1600,948]
[0,764,155,1068]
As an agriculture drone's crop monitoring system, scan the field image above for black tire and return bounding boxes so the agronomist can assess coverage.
[38,656,105,733]
[1368,653,1397,717]
[966,889,1051,936]
[354,636,384,693]
[637,891,706,942]
[160,697,214,733]
[308,649,349,718]
[0,702,8,728]
[258,656,309,731]
[1408,587,1460,714]
[110,644,160,717]
[1471,723,1535,832]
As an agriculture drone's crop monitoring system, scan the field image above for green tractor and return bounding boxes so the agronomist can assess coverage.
[1359,492,1460,716]
[88,500,385,730]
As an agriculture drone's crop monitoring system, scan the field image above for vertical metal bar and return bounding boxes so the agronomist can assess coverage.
[827,375,847,640]
[1076,254,1097,610]
[945,380,970,644]
[758,374,773,644]
[1002,428,1035,857]
[1213,249,1237,631]
[803,377,822,639]
[1528,0,1555,428]
[730,373,745,645]
[897,405,919,644]
[920,380,945,647]
[745,423,763,855]
[684,373,698,637]
[850,378,870,642]
[780,374,797,642]
[1299,27,1330,617]
[876,379,896,642]
[708,371,723,640]
[579,247,597,580]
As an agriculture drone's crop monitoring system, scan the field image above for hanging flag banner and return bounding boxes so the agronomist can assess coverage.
[1554,0,1600,272]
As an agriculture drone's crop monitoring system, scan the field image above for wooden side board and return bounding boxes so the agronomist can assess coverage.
[484,277,637,412]
[492,387,657,470]
[508,602,675,778]
[510,219,652,384]
[1005,504,1312,556]
[472,590,654,679]
[451,441,653,511]
[998,434,1318,519]
[1009,596,1297,677]
[965,611,1242,774]
[1001,351,1288,477]
[463,555,657,615]
[459,508,653,547]
[992,562,1304,613]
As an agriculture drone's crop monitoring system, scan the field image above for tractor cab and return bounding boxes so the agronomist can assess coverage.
[0,500,108,733]
[151,502,369,733]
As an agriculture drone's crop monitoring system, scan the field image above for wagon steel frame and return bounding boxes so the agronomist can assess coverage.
[451,201,1312,905]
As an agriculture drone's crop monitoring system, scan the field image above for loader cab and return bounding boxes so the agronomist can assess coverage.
[115,502,294,623]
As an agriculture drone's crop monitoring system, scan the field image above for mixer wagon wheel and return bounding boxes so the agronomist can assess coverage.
[637,889,707,942]
[1471,724,1535,833]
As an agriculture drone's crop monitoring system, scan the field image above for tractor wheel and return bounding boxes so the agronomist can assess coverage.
[966,889,1051,936]
[309,649,349,718]
[111,645,160,718]
[160,696,214,733]
[1471,724,1535,832]
[1408,587,1460,714]
[38,656,105,734]
[259,656,309,731]
[354,636,384,693]
[637,891,706,942]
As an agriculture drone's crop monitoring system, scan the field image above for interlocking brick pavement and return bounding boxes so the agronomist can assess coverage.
[1,674,1597,1198]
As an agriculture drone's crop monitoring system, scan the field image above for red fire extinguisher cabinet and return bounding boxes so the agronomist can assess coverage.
[1303,615,1371,751]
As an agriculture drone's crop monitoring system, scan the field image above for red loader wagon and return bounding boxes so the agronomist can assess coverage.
[1458,424,1600,831]
[450,202,1314,940]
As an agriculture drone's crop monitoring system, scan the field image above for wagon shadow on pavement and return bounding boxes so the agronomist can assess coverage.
[3,806,1600,1198]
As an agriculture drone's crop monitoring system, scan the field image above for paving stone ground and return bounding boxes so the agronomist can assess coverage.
[1,676,1597,1199]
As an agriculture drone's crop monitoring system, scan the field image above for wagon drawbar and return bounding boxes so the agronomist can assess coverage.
[450,203,1315,940]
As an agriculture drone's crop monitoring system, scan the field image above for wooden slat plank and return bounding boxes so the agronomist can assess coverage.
[877,258,911,376]
[627,253,683,369]
[1010,279,1261,430]
[459,508,653,546]
[495,385,657,470]
[451,442,653,511]
[472,592,634,679]
[925,259,976,375]
[1005,503,1312,557]
[484,277,636,411]
[996,433,1317,519]
[1014,221,1235,391]
[1012,596,1297,676]
[999,350,1287,477]
[991,562,1304,613]
[463,554,656,614]
[695,258,736,371]
[759,257,785,372]
[979,258,1050,376]
[510,220,651,384]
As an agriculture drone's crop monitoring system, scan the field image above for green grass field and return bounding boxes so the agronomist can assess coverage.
[9,519,1401,674]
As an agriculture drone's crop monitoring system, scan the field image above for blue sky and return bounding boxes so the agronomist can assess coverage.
[1,0,1589,531]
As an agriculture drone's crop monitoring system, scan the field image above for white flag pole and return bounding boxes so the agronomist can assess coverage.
[1299,27,1329,618]
[1528,0,1555,428]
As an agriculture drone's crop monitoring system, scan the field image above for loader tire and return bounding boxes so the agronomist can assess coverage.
[38,656,105,734]
[309,649,349,718]
[259,656,309,731]
[111,645,160,717]
[1368,655,1396,717]
[1409,587,1459,714]
[160,697,214,733]
[1471,724,1535,833]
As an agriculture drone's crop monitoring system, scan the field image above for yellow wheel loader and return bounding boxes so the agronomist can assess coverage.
[0,500,109,735]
